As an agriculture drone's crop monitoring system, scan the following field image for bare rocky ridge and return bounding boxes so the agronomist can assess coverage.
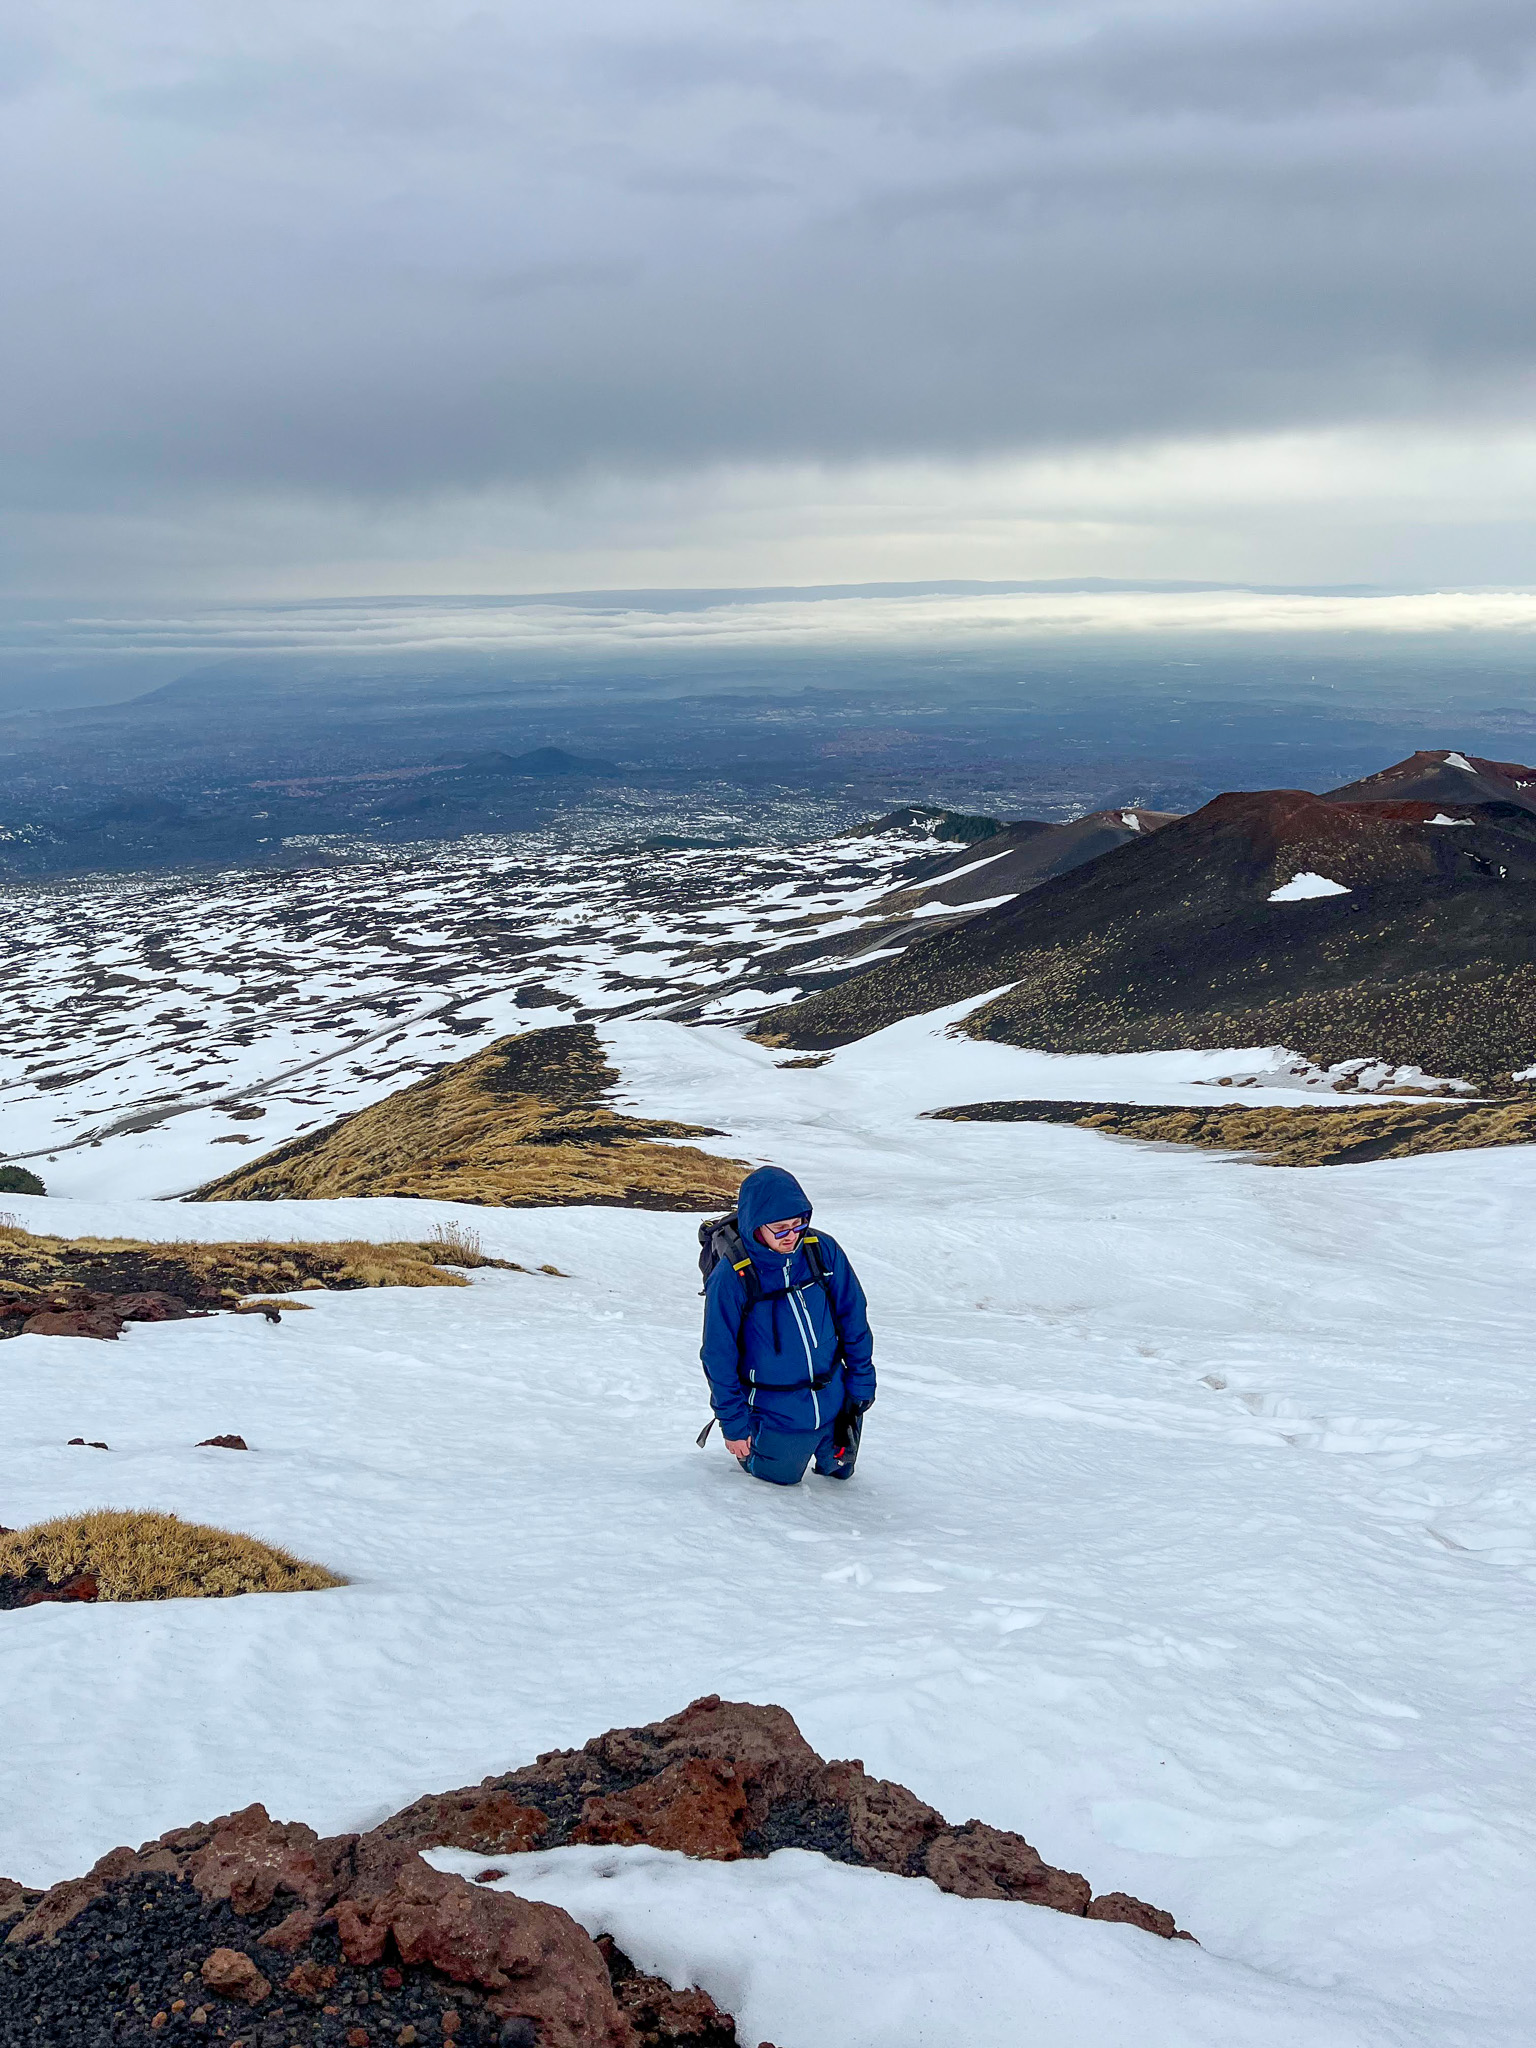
[2,1697,1189,2045]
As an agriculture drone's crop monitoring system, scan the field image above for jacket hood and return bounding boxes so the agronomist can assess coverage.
[736,1165,813,1246]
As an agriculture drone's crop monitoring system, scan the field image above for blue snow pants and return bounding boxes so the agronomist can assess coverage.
[742,1410,863,1486]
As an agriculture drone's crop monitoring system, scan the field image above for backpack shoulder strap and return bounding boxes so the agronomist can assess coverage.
[800,1233,845,1361]
[716,1221,763,1307]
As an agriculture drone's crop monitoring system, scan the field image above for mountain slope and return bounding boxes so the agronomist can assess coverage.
[1325,748,1536,812]
[752,789,1536,1082]
[890,807,1178,910]
[190,1024,747,1207]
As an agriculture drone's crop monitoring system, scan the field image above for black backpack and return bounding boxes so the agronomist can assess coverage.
[695,1211,846,1444]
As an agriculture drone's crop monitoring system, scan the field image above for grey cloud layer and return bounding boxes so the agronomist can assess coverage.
[5,0,1534,508]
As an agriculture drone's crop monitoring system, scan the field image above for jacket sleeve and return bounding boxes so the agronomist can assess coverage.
[700,1264,754,1440]
[823,1237,876,1405]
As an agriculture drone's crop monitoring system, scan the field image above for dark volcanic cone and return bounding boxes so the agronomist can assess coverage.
[892,807,1179,911]
[751,786,1536,1085]
[1324,749,1536,813]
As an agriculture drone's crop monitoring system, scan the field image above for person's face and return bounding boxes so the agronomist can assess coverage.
[756,1214,808,1251]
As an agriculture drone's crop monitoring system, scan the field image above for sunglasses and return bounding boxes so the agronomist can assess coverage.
[761,1217,809,1237]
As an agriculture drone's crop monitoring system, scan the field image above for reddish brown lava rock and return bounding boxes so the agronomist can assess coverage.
[3,1287,207,1341]
[12,1570,100,1608]
[283,1956,338,1998]
[182,1802,357,1917]
[333,1853,627,2042]
[418,1792,548,1858]
[0,1877,42,1929]
[200,1945,272,2003]
[382,1693,1188,1938]
[1088,1891,1192,1939]
[572,1758,750,1859]
[4,1695,1192,2048]
[197,1433,250,1450]
[7,1802,632,2047]
[924,1819,1092,1914]
[599,1934,737,2045]
[116,1292,195,1322]
[24,1305,124,1339]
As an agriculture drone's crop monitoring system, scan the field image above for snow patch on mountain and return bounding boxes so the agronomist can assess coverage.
[1268,872,1351,901]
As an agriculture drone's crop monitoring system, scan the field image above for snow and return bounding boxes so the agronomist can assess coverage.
[4,1007,1536,2044]
[909,891,1017,917]
[1268,872,1352,902]
[428,1844,1414,2048]
[908,848,1011,889]
[1121,811,1142,830]
[1428,815,1475,826]
[1443,753,1476,773]
[0,830,939,1200]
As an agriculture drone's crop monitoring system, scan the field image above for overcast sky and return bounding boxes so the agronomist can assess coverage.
[6,0,1536,595]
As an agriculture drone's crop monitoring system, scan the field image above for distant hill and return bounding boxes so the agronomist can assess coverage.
[455,746,618,778]
[753,760,1536,1084]
[849,805,1002,842]
[894,808,1179,909]
[1325,749,1536,813]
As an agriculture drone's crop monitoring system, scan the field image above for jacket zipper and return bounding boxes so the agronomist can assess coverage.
[783,1257,824,1429]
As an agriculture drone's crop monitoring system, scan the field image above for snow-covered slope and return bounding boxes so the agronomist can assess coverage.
[4,1010,1534,2045]
[0,831,954,1199]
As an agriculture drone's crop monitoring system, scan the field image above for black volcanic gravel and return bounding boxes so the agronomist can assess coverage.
[2,1871,515,2048]
[0,1870,740,2048]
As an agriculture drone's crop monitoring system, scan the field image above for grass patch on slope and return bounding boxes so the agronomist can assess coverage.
[928,1097,1536,1166]
[0,1220,519,1303]
[189,1023,748,1209]
[0,1511,344,1604]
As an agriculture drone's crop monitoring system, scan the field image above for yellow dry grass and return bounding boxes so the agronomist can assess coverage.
[0,1223,485,1300]
[930,1097,1536,1167]
[0,1510,344,1602]
[190,1024,748,1210]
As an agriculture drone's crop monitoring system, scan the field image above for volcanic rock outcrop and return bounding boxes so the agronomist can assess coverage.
[191,1024,748,1209]
[2,1697,1190,2045]
[754,757,1536,1087]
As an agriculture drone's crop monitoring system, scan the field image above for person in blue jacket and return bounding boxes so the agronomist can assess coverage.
[701,1164,876,1486]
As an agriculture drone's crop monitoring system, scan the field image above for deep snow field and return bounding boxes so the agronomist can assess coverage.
[4,1006,1535,2046]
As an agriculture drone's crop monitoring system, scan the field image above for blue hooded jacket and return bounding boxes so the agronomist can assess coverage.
[700,1165,875,1441]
